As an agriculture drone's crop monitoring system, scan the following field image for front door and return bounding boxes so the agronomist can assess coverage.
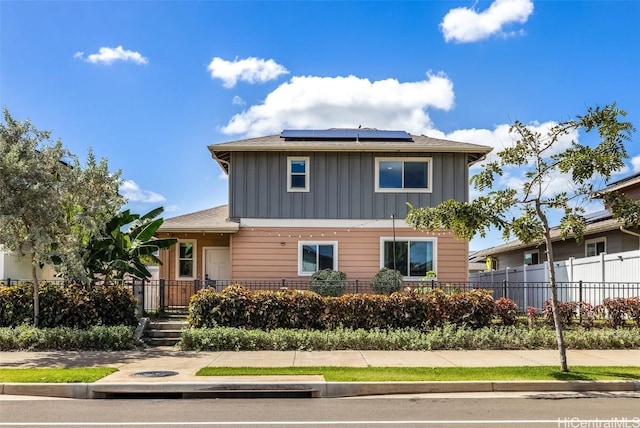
[204,247,230,286]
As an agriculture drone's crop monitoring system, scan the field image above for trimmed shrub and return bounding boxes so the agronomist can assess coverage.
[495,298,519,326]
[0,283,33,326]
[371,268,403,295]
[601,297,628,328]
[542,300,578,327]
[0,282,137,328]
[180,325,640,352]
[187,285,326,330]
[188,285,499,331]
[0,325,140,351]
[446,289,495,328]
[309,269,347,297]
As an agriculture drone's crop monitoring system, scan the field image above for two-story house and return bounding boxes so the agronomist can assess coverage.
[157,129,491,288]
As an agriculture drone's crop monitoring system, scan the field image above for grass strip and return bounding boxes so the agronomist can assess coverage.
[196,366,640,382]
[0,367,118,383]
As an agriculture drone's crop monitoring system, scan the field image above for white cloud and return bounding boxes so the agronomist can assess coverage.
[120,180,166,203]
[75,46,149,65]
[220,72,455,137]
[632,155,640,173]
[208,57,289,88]
[232,95,246,106]
[440,0,534,43]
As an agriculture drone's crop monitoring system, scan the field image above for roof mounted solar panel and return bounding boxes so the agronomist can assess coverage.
[281,129,412,141]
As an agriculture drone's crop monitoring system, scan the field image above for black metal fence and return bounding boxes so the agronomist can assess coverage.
[3,278,640,315]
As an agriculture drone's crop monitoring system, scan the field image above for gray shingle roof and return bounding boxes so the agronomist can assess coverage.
[159,205,238,232]
[209,132,492,174]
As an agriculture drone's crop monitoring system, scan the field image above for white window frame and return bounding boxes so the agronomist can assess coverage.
[379,237,437,280]
[297,241,338,276]
[287,156,310,192]
[375,157,432,193]
[524,250,539,266]
[176,240,197,279]
[585,237,607,257]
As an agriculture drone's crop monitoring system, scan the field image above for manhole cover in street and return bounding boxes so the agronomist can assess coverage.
[132,371,179,378]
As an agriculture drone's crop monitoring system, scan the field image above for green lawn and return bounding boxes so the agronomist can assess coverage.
[0,368,118,383]
[196,366,640,382]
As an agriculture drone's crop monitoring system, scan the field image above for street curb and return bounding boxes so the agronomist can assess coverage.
[2,380,639,399]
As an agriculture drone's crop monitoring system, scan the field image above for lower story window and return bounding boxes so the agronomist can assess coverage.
[381,238,435,278]
[178,242,195,277]
[299,241,337,275]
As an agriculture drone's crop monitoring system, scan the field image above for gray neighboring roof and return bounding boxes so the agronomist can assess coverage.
[598,172,640,194]
[159,205,238,233]
[476,210,619,257]
[209,131,492,174]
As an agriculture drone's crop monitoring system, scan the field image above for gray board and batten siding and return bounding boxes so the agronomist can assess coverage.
[226,150,471,220]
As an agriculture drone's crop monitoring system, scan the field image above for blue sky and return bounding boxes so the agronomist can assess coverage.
[2,0,639,251]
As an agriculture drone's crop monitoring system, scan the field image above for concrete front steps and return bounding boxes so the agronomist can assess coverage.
[144,317,187,347]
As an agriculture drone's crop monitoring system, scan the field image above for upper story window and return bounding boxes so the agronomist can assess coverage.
[287,156,310,192]
[524,250,540,266]
[178,241,196,278]
[586,238,606,257]
[380,237,436,279]
[375,157,431,193]
[298,241,337,275]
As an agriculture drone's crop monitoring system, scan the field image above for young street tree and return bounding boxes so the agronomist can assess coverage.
[406,103,636,372]
[0,108,124,325]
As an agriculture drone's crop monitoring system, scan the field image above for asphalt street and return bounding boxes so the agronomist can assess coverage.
[1,392,640,427]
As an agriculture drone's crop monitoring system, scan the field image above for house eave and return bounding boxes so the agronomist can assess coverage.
[158,226,239,234]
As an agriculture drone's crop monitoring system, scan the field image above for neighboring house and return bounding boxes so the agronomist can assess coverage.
[474,172,640,271]
[157,129,491,286]
[0,244,56,283]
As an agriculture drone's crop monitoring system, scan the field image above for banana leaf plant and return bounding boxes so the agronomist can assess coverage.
[85,207,177,284]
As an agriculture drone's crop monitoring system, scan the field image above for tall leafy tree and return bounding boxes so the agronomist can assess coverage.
[0,108,124,324]
[406,103,636,372]
[85,207,177,284]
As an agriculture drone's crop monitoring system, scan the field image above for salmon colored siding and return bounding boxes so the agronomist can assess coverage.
[230,227,468,282]
[158,232,230,280]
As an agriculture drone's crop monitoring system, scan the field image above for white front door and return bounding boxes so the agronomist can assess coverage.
[204,247,230,281]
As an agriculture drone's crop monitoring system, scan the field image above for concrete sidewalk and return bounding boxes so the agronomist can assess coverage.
[1,348,640,399]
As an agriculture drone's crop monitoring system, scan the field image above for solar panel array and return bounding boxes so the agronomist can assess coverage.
[281,129,412,141]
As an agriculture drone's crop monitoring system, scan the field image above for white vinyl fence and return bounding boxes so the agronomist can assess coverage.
[469,249,640,310]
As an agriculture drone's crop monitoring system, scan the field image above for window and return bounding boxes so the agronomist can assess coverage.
[178,241,195,278]
[524,250,539,266]
[381,238,435,278]
[287,156,310,192]
[586,238,606,257]
[298,241,337,275]
[375,157,431,192]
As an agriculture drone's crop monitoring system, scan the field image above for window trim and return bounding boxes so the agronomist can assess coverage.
[375,157,432,193]
[287,156,310,192]
[379,237,437,280]
[585,237,607,257]
[297,241,338,276]
[524,249,540,266]
[176,240,197,279]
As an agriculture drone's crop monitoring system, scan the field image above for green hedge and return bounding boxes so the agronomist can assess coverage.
[180,324,640,351]
[188,285,498,330]
[0,325,140,350]
[0,282,137,328]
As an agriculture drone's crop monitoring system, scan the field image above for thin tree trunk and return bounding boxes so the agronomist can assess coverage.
[31,251,39,327]
[537,207,568,372]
